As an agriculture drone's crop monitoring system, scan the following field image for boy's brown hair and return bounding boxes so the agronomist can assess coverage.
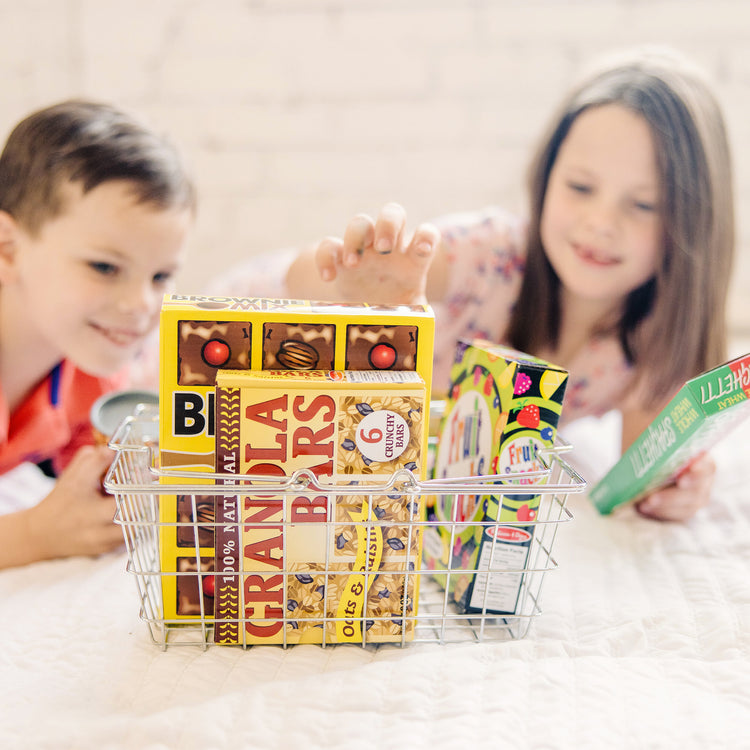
[0,99,195,234]
[507,47,734,407]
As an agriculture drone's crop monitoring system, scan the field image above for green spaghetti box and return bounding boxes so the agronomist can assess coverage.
[589,353,750,515]
[423,338,568,615]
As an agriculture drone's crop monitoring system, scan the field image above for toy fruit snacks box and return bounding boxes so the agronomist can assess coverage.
[423,339,568,615]
[589,353,750,515]
[211,369,427,645]
[157,294,434,630]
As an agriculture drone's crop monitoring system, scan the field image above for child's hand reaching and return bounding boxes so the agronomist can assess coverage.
[635,453,715,522]
[23,445,123,562]
[313,203,441,305]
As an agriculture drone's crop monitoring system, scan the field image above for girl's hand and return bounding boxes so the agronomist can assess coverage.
[314,203,440,305]
[635,452,715,522]
[25,445,123,561]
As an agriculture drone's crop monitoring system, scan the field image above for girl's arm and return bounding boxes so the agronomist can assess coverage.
[621,407,715,522]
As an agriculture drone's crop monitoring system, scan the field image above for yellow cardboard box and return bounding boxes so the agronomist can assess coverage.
[212,369,427,645]
[157,295,435,628]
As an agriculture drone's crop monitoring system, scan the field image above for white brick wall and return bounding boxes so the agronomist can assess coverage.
[1,0,749,333]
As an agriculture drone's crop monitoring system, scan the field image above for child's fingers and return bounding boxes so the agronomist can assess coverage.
[636,492,702,521]
[342,214,375,266]
[408,222,441,260]
[677,453,716,487]
[97,524,127,553]
[373,203,407,254]
[91,445,116,477]
[316,236,344,281]
[92,494,118,523]
[636,478,711,521]
[636,453,716,521]
[86,497,125,553]
[59,445,114,493]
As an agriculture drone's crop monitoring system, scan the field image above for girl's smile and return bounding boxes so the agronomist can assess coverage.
[541,103,662,311]
[571,242,621,267]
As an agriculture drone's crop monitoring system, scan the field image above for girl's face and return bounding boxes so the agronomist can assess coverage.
[541,103,663,315]
[6,180,191,377]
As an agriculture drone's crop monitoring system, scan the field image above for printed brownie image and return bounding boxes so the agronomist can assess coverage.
[262,322,336,370]
[176,494,214,548]
[175,556,215,616]
[177,320,251,385]
[345,325,419,370]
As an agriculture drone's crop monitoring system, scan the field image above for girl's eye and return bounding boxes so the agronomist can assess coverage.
[567,181,591,195]
[634,200,656,213]
[89,261,119,277]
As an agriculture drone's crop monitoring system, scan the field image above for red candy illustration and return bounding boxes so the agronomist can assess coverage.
[369,342,397,369]
[202,574,216,597]
[201,338,231,367]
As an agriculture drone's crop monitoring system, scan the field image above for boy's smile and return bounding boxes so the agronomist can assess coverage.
[90,323,150,349]
[0,180,191,389]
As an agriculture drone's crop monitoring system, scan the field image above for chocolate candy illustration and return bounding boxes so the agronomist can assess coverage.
[262,322,335,369]
[276,339,319,369]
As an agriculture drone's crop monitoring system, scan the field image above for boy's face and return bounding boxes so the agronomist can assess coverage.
[5,180,192,377]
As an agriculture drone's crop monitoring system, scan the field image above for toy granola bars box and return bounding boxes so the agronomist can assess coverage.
[423,339,568,615]
[589,353,750,514]
[157,294,434,625]
[212,369,427,645]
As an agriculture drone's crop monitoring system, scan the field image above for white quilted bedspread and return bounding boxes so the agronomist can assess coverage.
[1,414,749,750]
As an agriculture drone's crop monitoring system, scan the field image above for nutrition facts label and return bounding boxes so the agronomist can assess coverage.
[345,370,423,384]
[468,536,528,613]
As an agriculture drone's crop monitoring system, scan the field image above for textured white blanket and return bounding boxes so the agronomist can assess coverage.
[1,415,749,750]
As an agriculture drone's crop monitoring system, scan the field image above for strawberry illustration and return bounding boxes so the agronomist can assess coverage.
[516,504,536,522]
[514,373,532,395]
[517,404,540,429]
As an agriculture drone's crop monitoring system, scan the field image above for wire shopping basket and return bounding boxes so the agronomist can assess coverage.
[104,407,585,650]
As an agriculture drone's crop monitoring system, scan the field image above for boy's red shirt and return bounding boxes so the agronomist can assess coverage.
[0,361,128,475]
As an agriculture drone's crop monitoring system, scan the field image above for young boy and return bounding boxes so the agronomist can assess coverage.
[0,99,195,568]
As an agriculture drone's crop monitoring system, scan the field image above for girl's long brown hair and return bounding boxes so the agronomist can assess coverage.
[507,48,735,407]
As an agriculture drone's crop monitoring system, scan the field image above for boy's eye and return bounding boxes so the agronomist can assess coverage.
[89,261,119,276]
[152,271,174,285]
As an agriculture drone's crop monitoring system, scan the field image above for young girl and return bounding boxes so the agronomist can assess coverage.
[280,47,734,522]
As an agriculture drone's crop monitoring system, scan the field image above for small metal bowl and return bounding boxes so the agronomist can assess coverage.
[90,389,159,445]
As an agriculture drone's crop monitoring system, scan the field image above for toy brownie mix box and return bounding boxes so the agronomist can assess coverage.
[423,339,568,615]
[157,294,434,630]
[210,369,427,645]
[589,353,750,515]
